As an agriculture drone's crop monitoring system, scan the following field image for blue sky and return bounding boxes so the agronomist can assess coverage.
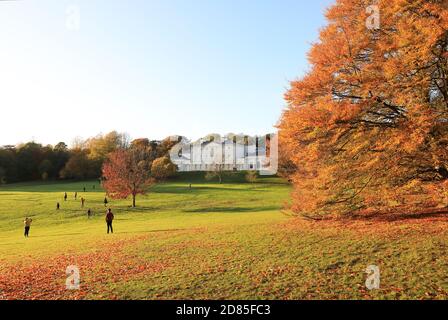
[0,0,333,146]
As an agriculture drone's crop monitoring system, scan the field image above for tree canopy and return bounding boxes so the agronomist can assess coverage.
[278,0,448,218]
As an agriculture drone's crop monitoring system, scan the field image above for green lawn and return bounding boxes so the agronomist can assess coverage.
[0,174,447,300]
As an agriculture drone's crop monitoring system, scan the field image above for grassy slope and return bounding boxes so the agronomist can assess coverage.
[0,175,447,300]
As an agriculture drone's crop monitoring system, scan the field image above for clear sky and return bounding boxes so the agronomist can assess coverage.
[0,0,334,146]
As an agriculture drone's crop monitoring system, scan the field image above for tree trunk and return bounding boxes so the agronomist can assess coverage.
[132,194,136,207]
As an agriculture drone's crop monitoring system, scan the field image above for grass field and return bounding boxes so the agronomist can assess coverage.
[0,174,447,300]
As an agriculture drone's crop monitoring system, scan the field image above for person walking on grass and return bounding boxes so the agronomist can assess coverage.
[104,197,108,207]
[56,202,60,210]
[64,192,67,201]
[81,197,85,208]
[23,217,32,238]
[105,208,114,234]
[87,208,92,219]
[83,187,86,192]
[75,192,78,200]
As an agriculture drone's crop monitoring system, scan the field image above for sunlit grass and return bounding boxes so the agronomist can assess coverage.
[0,175,447,300]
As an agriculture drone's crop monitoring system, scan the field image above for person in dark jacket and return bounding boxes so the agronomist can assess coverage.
[104,197,108,207]
[105,209,114,234]
[23,217,32,237]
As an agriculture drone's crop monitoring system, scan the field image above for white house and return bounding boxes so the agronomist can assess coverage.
[171,134,272,172]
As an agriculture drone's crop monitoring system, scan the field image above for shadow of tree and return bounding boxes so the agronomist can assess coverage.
[182,205,279,213]
[350,209,448,222]
[152,185,268,194]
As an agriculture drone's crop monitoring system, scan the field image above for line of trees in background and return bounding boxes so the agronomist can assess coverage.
[0,131,177,184]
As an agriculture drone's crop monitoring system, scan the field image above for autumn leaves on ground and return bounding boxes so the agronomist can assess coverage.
[0,176,447,300]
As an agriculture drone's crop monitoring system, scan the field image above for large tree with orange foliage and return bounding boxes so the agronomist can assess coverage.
[279,0,448,218]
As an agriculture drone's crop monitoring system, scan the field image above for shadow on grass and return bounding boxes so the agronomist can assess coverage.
[152,185,268,194]
[0,180,102,193]
[118,206,161,211]
[350,208,448,222]
[182,205,279,213]
[116,228,186,235]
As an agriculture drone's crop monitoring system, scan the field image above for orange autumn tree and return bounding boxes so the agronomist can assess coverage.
[102,149,154,208]
[279,0,448,218]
